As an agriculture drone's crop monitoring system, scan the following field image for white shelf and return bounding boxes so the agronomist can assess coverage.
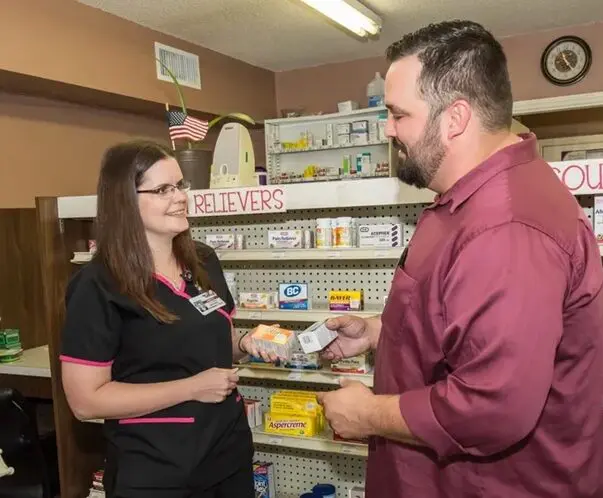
[0,345,51,378]
[252,427,368,457]
[237,363,373,388]
[234,308,381,322]
[82,418,369,457]
[57,178,435,219]
[264,106,387,126]
[72,248,403,264]
[217,247,402,261]
[269,139,389,155]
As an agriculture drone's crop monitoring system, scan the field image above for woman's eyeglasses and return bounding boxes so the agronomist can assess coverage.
[137,179,192,198]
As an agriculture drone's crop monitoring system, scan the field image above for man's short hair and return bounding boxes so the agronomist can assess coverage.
[386,20,513,131]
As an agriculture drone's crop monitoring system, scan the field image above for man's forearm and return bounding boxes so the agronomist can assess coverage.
[369,394,424,447]
[366,315,383,350]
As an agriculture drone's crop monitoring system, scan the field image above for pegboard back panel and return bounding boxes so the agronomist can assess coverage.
[226,262,394,307]
[190,204,427,248]
[253,447,366,497]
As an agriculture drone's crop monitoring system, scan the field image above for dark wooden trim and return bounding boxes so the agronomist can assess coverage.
[35,197,105,498]
[0,208,46,349]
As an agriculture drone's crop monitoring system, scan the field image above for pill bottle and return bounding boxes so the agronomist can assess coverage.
[315,218,333,248]
[313,483,336,498]
[334,217,353,248]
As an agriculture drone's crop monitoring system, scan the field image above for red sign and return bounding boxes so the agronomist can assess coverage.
[187,185,286,217]
[551,160,603,195]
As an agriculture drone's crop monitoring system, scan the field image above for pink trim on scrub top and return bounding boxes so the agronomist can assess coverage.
[216,308,233,327]
[153,273,191,299]
[118,417,195,425]
[59,355,113,367]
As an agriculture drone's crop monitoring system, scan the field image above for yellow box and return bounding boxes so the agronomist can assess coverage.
[264,412,318,437]
[270,391,325,432]
[328,290,363,311]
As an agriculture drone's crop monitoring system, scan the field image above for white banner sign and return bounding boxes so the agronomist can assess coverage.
[187,185,287,217]
[550,159,603,195]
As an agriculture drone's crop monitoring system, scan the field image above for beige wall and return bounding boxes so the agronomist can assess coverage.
[1,0,276,121]
[275,22,603,116]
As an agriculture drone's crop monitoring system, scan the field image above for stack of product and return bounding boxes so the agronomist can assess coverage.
[264,390,325,438]
[253,461,277,497]
[85,468,105,498]
[316,218,402,249]
[0,328,22,363]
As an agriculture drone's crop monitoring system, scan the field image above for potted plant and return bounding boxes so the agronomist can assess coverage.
[158,59,256,189]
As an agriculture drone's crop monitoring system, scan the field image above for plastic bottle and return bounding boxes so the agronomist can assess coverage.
[316,218,333,248]
[367,71,385,107]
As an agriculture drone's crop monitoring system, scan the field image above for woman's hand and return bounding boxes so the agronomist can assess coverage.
[188,367,239,403]
[239,325,281,363]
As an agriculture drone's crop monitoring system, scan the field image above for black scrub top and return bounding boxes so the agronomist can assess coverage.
[60,244,253,491]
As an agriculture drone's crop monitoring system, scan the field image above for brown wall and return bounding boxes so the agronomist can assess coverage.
[1,0,277,121]
[0,93,167,208]
[275,22,603,116]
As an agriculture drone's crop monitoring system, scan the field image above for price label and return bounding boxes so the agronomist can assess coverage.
[340,444,355,454]
[287,371,303,381]
[249,312,261,320]
[268,436,283,445]
[271,251,286,259]
[374,250,388,258]
[327,251,341,259]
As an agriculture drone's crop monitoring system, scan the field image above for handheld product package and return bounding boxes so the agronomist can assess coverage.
[250,324,296,360]
[297,320,338,354]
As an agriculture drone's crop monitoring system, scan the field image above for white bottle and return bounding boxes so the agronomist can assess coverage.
[367,72,385,107]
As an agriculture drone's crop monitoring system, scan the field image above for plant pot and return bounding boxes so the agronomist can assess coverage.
[175,149,213,190]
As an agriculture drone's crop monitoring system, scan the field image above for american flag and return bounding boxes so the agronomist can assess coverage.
[167,110,209,142]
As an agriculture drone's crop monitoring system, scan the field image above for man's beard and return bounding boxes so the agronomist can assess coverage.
[395,114,446,189]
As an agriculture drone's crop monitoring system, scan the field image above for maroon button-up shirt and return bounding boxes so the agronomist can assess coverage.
[368,134,603,497]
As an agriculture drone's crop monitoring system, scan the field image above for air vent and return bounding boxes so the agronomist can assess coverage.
[154,42,201,90]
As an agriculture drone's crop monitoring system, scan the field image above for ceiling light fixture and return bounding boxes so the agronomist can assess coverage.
[300,0,382,38]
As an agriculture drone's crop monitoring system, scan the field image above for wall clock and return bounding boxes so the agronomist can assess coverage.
[541,35,592,86]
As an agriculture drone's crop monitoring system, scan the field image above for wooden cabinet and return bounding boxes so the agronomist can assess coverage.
[538,134,603,161]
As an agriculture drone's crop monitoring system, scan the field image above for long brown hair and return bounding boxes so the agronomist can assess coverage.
[94,140,210,323]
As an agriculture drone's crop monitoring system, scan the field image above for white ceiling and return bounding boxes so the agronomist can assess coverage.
[77,0,603,71]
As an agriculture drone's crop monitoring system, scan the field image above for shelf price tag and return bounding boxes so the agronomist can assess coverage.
[340,444,356,454]
[374,250,388,258]
[271,251,286,259]
[287,371,303,381]
[249,312,262,320]
[327,251,341,259]
[268,436,284,445]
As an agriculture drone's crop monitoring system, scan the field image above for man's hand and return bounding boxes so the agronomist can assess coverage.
[317,379,376,440]
[321,315,372,361]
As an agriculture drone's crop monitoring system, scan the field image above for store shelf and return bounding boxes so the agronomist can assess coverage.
[57,178,435,219]
[252,427,368,457]
[264,106,387,126]
[237,363,373,388]
[218,247,402,261]
[269,139,389,155]
[0,345,51,378]
[82,419,368,457]
[234,308,380,322]
[72,248,402,265]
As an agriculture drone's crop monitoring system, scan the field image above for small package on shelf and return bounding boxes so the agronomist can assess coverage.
[331,353,372,374]
[243,399,263,428]
[205,233,235,249]
[297,320,337,354]
[268,230,303,249]
[328,290,363,311]
[349,486,367,498]
[284,351,320,370]
[279,283,310,310]
[250,325,296,360]
[253,461,277,498]
[265,390,324,437]
[357,223,402,248]
[239,292,277,310]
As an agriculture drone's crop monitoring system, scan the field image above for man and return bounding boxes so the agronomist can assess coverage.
[317,20,603,497]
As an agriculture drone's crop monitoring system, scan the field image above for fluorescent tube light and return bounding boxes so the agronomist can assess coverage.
[300,0,382,38]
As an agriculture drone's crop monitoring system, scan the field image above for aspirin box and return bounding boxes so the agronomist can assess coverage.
[279,283,310,310]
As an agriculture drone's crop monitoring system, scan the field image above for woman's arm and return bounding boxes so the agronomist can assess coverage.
[62,362,238,421]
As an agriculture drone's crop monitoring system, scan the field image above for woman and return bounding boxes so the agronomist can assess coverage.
[60,140,275,498]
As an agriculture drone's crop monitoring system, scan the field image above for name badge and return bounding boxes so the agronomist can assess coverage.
[189,290,226,316]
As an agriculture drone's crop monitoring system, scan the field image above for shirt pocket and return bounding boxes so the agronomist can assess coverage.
[381,266,419,344]
[113,414,197,488]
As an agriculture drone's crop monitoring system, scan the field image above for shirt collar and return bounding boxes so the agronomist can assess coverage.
[429,133,538,214]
